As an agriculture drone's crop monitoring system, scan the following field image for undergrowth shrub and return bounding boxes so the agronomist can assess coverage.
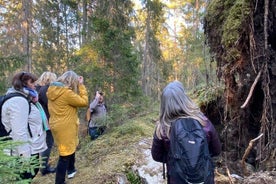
[126,170,143,184]
[107,96,157,129]
[0,138,41,183]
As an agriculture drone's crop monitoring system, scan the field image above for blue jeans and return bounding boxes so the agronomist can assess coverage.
[55,152,75,184]
[41,130,54,171]
[88,126,106,140]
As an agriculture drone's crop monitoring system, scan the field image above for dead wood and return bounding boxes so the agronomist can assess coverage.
[226,166,234,184]
[240,70,262,109]
[215,167,224,177]
[264,0,269,50]
[241,133,263,176]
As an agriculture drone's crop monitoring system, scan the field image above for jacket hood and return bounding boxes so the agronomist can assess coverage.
[6,87,28,97]
[47,82,67,101]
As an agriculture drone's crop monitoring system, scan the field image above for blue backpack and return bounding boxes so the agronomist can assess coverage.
[168,118,213,183]
[0,93,32,139]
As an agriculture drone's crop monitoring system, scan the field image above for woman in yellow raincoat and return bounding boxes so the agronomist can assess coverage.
[47,71,88,184]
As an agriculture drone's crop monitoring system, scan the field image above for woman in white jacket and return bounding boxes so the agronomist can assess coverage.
[1,71,47,181]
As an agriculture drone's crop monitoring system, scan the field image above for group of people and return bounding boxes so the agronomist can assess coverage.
[1,70,102,184]
[2,70,221,184]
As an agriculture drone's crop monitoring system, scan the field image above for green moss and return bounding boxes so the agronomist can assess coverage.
[222,0,251,48]
[224,47,241,62]
[205,0,226,25]
[205,0,252,64]
[126,170,143,184]
[190,83,224,107]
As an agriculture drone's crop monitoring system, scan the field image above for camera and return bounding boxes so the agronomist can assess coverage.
[96,90,103,96]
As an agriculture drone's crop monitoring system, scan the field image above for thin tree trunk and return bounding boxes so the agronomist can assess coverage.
[82,0,88,46]
[142,15,151,96]
[22,0,32,72]
[63,4,69,64]
[203,43,209,86]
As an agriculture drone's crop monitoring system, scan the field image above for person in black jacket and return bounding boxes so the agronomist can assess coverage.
[36,71,57,175]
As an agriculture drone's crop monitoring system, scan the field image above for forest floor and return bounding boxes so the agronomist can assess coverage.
[31,109,276,184]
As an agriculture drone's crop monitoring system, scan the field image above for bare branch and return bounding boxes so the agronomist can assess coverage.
[241,133,264,176]
[264,0,268,50]
[241,70,262,108]
[226,167,234,184]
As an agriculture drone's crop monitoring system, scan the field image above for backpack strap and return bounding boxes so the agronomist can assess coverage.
[2,93,32,137]
[162,162,165,179]
[27,103,33,138]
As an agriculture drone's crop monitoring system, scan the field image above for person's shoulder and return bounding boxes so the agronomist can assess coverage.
[40,85,50,92]
[204,118,214,128]
[5,90,28,99]
[4,94,29,108]
[202,118,217,134]
[36,85,41,91]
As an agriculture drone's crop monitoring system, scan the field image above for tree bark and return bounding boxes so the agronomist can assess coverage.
[22,0,32,72]
[204,0,276,173]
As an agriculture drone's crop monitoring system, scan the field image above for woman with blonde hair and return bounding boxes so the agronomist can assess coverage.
[151,80,221,184]
[36,72,57,175]
[47,71,88,184]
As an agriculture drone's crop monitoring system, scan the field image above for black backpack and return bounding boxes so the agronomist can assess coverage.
[0,93,32,138]
[168,118,213,183]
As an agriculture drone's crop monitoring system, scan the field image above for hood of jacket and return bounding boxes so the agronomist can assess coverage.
[47,82,68,101]
[6,87,29,97]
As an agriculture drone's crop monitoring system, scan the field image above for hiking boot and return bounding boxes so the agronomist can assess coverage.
[67,169,77,179]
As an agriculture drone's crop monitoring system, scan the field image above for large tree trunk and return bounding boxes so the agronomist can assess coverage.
[204,0,276,174]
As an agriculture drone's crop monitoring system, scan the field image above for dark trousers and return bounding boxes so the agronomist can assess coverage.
[55,152,75,184]
[41,130,54,170]
[88,126,106,140]
[20,153,39,181]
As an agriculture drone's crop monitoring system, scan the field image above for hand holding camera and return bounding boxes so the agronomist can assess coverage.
[96,91,101,98]
[78,76,84,84]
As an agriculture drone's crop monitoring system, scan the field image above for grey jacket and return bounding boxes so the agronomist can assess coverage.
[88,97,107,127]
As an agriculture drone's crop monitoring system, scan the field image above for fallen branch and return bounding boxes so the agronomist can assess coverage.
[241,70,262,108]
[241,133,263,176]
[264,0,268,50]
[226,167,234,184]
[215,168,224,177]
